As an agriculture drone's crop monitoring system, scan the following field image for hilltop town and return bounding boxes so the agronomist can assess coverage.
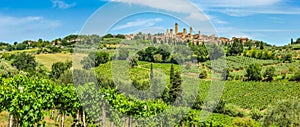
[125,23,250,45]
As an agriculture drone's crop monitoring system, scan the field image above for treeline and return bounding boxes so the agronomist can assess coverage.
[0,74,235,126]
[0,34,126,52]
[290,38,300,44]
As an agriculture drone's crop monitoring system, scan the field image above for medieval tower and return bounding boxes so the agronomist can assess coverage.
[183,28,187,36]
[175,23,178,35]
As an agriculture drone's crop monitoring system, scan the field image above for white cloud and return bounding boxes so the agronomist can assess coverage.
[112,18,162,30]
[131,27,165,34]
[187,12,209,21]
[110,0,194,13]
[192,0,300,16]
[0,16,42,26]
[0,15,60,28]
[194,0,281,8]
[205,15,227,24]
[216,7,300,16]
[52,0,76,9]
[0,14,61,42]
[215,27,292,40]
[109,0,211,21]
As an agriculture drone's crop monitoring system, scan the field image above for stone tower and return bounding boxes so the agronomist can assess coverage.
[175,23,178,35]
[166,29,169,36]
[170,29,173,37]
[183,28,187,36]
[190,27,193,39]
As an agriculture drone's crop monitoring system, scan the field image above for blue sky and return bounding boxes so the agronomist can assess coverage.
[1,0,300,45]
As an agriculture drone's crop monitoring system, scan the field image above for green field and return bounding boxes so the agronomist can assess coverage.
[35,53,86,70]
[94,61,300,110]
[2,37,300,126]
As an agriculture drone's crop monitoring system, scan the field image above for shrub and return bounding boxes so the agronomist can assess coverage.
[264,67,275,81]
[202,100,226,113]
[11,53,37,73]
[246,64,262,81]
[198,71,207,79]
[250,109,263,121]
[290,72,300,82]
[185,62,192,70]
[263,99,300,126]
[128,55,138,68]
[153,54,163,63]
[223,104,247,117]
[118,48,129,60]
[232,117,260,127]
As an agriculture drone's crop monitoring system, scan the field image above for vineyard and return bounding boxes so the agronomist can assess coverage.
[0,74,238,126]
[1,33,300,126]
[203,56,280,71]
[1,72,300,126]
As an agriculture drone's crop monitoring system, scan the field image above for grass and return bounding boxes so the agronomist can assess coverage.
[0,111,73,126]
[199,81,300,110]
[0,111,8,127]
[35,53,86,70]
[0,48,39,55]
[94,61,300,111]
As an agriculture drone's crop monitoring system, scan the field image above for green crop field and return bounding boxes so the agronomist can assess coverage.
[35,53,86,70]
[94,61,300,111]
[2,34,300,126]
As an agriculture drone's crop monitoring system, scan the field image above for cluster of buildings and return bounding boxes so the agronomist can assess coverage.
[125,23,250,45]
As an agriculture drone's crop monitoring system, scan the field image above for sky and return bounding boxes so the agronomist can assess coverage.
[1,0,300,45]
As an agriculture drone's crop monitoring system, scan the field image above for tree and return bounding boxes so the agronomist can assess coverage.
[102,34,114,39]
[209,44,224,60]
[228,39,243,56]
[283,54,293,63]
[63,35,78,42]
[153,54,163,63]
[222,68,230,81]
[185,62,192,70]
[198,71,207,79]
[290,72,300,82]
[50,61,72,79]
[153,37,157,44]
[169,72,182,104]
[128,56,138,68]
[291,38,294,44]
[264,67,275,81]
[260,41,264,50]
[257,51,262,59]
[118,48,129,60]
[246,64,262,81]
[244,41,252,47]
[0,62,18,78]
[170,64,175,84]
[15,43,27,50]
[263,99,300,126]
[58,70,73,84]
[81,56,95,70]
[296,38,300,44]
[251,50,257,58]
[136,47,171,63]
[150,63,153,80]
[81,51,110,69]
[115,34,125,39]
[12,53,37,73]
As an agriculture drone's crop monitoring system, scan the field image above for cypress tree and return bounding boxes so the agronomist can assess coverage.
[170,64,175,84]
[169,72,182,104]
[150,63,153,80]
